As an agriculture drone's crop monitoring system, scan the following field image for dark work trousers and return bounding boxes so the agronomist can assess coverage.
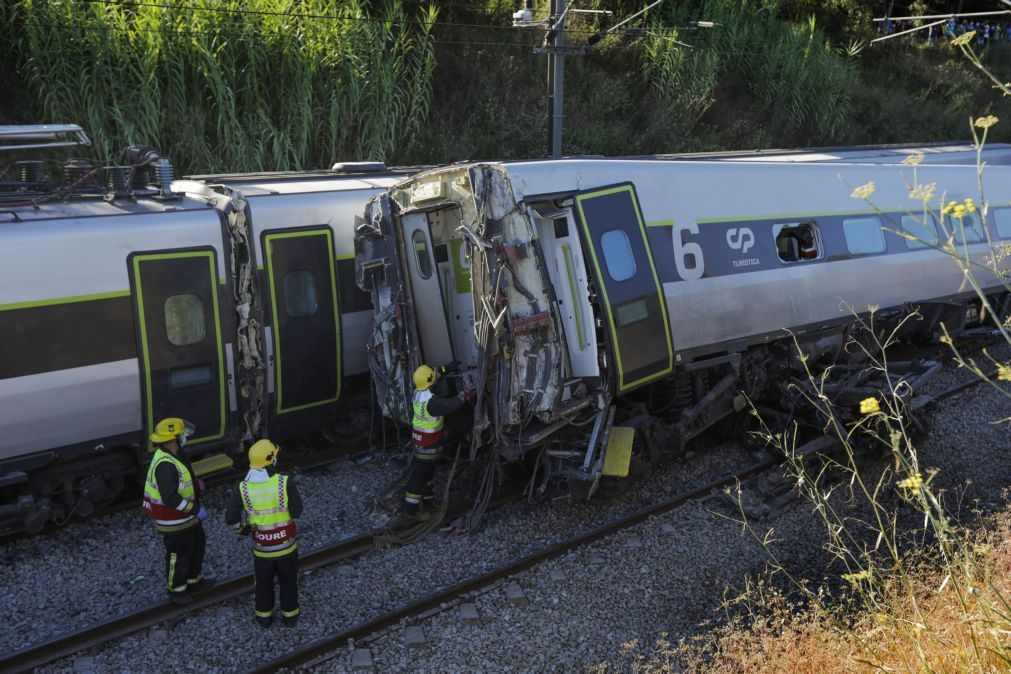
[253,549,300,624]
[163,522,206,594]
[400,447,443,513]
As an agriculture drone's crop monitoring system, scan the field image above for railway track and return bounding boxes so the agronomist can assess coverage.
[249,368,999,672]
[0,481,519,673]
[0,436,377,545]
[250,458,779,673]
[0,369,994,672]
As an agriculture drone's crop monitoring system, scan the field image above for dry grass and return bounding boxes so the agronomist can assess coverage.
[695,512,1011,673]
[603,507,1011,674]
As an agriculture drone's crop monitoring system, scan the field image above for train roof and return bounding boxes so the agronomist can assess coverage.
[479,142,1011,167]
[184,165,426,196]
[0,192,214,223]
[0,165,428,222]
[690,142,1011,165]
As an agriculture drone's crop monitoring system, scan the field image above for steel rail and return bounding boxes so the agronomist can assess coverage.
[0,483,520,673]
[0,439,377,544]
[0,533,377,672]
[931,368,999,402]
[250,458,780,673]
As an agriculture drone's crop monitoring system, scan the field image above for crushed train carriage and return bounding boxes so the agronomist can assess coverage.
[355,146,1011,498]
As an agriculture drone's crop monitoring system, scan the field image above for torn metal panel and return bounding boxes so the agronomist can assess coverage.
[357,164,570,455]
[178,181,265,445]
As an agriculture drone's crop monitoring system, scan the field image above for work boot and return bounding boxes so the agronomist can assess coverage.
[168,591,193,606]
[186,576,216,592]
[386,510,430,530]
[282,615,299,628]
[256,615,273,628]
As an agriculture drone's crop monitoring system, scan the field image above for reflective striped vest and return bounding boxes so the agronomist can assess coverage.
[240,474,297,558]
[412,389,445,448]
[142,449,196,532]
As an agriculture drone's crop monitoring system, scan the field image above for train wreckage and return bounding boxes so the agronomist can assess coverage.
[355,150,1011,497]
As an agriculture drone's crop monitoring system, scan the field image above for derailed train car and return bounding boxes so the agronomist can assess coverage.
[0,125,412,533]
[356,145,1011,496]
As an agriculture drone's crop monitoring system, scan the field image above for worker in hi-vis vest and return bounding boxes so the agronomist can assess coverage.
[391,363,473,526]
[225,439,303,627]
[142,417,211,605]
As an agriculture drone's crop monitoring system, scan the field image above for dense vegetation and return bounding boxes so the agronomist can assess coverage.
[1,0,437,172]
[1,0,1009,172]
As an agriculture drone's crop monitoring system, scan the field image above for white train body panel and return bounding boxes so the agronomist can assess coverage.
[500,158,1004,354]
[0,170,406,469]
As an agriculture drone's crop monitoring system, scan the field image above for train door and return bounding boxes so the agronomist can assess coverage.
[261,227,342,433]
[129,249,229,447]
[533,209,599,377]
[401,212,454,366]
[572,183,674,392]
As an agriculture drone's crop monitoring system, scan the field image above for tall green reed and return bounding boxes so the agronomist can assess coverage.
[15,0,438,172]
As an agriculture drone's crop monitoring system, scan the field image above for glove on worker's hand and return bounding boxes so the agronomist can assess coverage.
[464,388,477,405]
[197,506,208,522]
[238,523,251,536]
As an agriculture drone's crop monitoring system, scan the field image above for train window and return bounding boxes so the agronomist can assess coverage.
[601,229,637,282]
[775,223,819,262]
[413,230,433,279]
[615,298,649,327]
[164,293,206,346]
[994,208,1011,239]
[953,212,985,245]
[170,364,212,390]
[282,270,318,318]
[842,216,886,255]
[900,213,939,249]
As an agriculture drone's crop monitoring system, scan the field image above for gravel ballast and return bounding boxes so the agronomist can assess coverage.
[9,342,1009,672]
[2,451,402,655]
[323,349,1011,672]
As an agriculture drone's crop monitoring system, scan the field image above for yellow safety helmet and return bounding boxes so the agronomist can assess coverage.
[248,439,280,468]
[412,364,437,391]
[150,417,195,444]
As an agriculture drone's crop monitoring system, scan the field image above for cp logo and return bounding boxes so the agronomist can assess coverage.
[726,227,755,254]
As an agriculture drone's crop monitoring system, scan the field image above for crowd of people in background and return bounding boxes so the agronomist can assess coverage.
[878,16,1011,47]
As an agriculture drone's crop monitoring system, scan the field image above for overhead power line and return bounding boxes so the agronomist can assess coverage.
[873,10,1011,22]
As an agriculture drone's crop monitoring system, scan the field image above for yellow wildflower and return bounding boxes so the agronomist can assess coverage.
[963,197,977,213]
[897,472,924,493]
[842,569,872,586]
[908,182,936,202]
[859,397,880,415]
[901,153,925,167]
[974,115,999,129]
[997,364,1011,382]
[851,181,876,200]
[942,200,958,215]
[939,334,952,345]
[867,304,879,315]
[953,204,967,219]
[952,31,976,47]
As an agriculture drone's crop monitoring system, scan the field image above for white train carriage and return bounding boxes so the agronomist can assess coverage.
[0,128,411,533]
[356,145,1011,494]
